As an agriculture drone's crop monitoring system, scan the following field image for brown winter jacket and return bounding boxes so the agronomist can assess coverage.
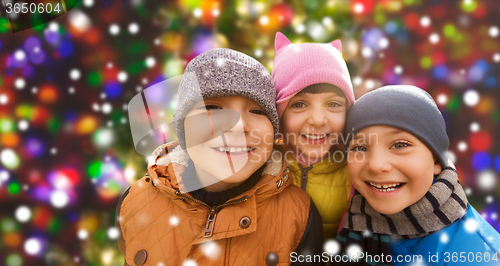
[116,142,323,266]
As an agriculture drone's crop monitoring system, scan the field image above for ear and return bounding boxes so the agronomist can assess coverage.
[330,39,342,53]
[275,32,292,52]
[433,160,442,175]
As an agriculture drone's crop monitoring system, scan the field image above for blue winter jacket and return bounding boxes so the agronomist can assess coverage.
[391,205,500,265]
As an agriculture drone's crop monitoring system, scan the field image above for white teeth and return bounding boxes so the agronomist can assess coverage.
[369,182,401,191]
[303,134,327,140]
[214,147,253,152]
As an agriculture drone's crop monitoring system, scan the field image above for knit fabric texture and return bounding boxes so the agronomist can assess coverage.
[272,32,355,119]
[344,85,450,167]
[173,48,278,149]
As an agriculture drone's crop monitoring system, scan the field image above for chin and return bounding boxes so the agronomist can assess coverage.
[373,205,405,215]
[304,149,330,159]
[215,163,262,183]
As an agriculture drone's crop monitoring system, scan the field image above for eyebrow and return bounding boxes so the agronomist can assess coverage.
[351,134,364,141]
[293,92,347,102]
[387,128,406,135]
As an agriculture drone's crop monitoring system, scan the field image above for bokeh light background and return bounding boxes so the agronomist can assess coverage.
[0,0,499,265]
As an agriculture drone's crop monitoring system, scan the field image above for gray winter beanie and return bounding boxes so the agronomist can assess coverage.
[173,48,278,150]
[344,85,449,167]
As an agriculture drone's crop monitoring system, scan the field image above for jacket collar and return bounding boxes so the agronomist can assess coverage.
[286,149,347,174]
[147,141,291,204]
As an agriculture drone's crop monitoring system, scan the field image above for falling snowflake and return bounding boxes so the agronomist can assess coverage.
[464,219,478,233]
[216,58,226,67]
[323,239,340,255]
[346,244,363,260]
[201,241,220,259]
[169,216,180,227]
[439,232,449,244]
[182,259,197,266]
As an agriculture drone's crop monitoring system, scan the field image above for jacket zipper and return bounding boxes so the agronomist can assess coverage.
[174,190,249,237]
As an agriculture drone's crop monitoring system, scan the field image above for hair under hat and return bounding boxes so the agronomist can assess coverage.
[344,85,450,167]
[272,32,355,120]
[173,48,278,150]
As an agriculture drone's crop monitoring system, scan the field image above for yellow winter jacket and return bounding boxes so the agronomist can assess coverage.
[287,150,351,240]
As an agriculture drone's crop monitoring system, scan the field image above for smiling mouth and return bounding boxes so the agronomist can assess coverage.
[212,146,256,154]
[301,134,329,140]
[366,182,404,192]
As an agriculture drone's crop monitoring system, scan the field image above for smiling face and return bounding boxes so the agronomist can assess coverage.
[184,95,274,192]
[347,126,442,215]
[280,84,347,162]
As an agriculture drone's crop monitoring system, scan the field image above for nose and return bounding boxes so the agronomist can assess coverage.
[365,149,392,174]
[229,118,246,134]
[306,107,328,128]
[227,112,249,135]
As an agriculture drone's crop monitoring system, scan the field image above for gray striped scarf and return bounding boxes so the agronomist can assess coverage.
[345,167,468,238]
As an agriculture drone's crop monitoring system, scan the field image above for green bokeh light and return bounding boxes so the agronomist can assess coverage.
[46,117,62,133]
[420,56,432,69]
[492,110,500,123]
[0,18,9,33]
[443,24,456,37]
[7,182,21,195]
[447,95,461,113]
[88,161,102,179]
[0,118,14,133]
[87,72,102,87]
[6,254,22,266]
[1,218,18,232]
[16,104,33,120]
[461,0,477,12]
[48,217,63,233]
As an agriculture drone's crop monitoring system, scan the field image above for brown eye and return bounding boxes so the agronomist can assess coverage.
[392,141,410,149]
[292,102,306,108]
[350,145,367,152]
[327,102,341,108]
[250,109,266,115]
[202,105,222,110]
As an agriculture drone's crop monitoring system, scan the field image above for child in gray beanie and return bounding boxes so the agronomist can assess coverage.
[117,48,323,266]
[336,85,500,265]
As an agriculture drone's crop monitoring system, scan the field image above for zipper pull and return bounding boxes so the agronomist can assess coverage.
[203,208,217,238]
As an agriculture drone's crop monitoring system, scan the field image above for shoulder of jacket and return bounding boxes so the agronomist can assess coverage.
[121,176,163,210]
[278,185,311,206]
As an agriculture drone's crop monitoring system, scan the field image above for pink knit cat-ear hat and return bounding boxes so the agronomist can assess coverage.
[272,32,355,119]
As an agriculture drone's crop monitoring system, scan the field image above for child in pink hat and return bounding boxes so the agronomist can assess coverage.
[273,32,355,241]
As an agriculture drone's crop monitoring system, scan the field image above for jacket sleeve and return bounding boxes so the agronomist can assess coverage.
[292,199,324,266]
[116,187,131,266]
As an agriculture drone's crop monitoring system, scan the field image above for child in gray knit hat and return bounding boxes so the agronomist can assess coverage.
[337,85,500,265]
[117,48,323,266]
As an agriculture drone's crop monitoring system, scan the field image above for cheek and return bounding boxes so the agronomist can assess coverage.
[327,114,346,132]
[262,123,275,148]
[251,119,274,146]
[281,113,302,135]
[414,174,433,196]
[347,162,363,185]
[186,146,205,167]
